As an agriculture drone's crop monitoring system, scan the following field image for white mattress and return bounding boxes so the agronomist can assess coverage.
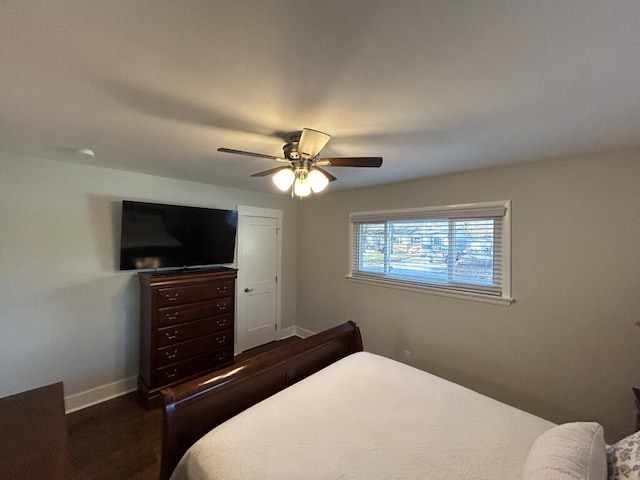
[171,352,554,480]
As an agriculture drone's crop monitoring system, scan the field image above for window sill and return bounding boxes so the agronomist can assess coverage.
[345,274,513,306]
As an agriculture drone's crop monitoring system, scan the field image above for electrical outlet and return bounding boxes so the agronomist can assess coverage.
[403,350,411,362]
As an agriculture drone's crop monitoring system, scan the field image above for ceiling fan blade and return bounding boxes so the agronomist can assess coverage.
[298,128,331,159]
[250,166,291,177]
[316,157,383,167]
[313,166,337,182]
[218,147,286,161]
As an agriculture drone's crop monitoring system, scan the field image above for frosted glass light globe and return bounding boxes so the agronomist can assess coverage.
[272,168,295,191]
[307,169,329,192]
[293,178,311,197]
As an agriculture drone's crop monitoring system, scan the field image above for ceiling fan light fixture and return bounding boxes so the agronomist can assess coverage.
[308,169,329,193]
[218,127,383,198]
[272,168,295,191]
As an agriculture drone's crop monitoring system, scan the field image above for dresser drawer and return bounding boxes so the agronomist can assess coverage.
[155,347,233,386]
[156,280,234,307]
[156,330,232,367]
[156,314,233,347]
[157,297,233,328]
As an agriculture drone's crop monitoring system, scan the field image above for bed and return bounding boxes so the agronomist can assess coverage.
[160,321,618,480]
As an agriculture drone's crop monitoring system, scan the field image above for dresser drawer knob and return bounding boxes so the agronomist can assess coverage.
[216,319,227,327]
[166,312,179,321]
[216,335,226,344]
[216,286,227,293]
[217,303,227,310]
[165,349,178,359]
[165,330,178,340]
[164,293,179,302]
[165,368,178,378]
[216,352,227,361]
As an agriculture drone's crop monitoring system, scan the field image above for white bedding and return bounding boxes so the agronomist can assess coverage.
[171,352,555,480]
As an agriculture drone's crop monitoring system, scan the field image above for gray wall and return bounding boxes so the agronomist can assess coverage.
[295,148,640,442]
[0,152,298,403]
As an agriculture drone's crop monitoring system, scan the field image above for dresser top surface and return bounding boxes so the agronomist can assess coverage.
[139,267,237,287]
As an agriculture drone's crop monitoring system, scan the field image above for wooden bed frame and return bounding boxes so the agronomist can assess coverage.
[159,321,363,480]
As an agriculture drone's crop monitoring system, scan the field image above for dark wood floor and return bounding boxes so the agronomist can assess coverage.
[66,337,300,480]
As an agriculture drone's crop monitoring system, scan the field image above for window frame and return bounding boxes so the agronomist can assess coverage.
[346,200,513,306]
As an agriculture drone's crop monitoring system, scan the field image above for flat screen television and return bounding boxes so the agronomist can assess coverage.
[119,200,238,271]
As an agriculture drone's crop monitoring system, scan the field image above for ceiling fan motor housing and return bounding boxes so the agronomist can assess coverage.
[283,141,300,160]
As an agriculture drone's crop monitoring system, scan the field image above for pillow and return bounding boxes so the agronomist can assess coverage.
[607,430,640,479]
[523,422,607,480]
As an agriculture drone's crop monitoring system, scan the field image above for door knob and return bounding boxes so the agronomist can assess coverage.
[244,288,254,292]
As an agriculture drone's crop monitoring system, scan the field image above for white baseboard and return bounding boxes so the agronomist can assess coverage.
[64,375,138,414]
[294,325,316,338]
[277,326,296,339]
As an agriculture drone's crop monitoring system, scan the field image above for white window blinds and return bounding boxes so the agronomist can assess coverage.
[349,201,511,303]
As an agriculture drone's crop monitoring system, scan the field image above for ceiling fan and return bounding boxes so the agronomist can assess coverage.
[217,128,383,197]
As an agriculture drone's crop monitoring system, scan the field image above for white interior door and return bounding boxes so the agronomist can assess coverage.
[237,207,281,352]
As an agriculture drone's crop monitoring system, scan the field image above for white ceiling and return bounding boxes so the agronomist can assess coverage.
[2,1,640,194]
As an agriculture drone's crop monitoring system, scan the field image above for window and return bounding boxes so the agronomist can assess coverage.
[348,201,512,305]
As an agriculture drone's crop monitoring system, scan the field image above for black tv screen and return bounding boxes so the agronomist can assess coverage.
[119,200,238,271]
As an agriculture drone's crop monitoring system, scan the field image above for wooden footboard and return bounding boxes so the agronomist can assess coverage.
[159,321,363,480]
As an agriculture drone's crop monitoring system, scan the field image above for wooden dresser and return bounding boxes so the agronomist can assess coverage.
[138,267,237,408]
[0,382,69,480]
